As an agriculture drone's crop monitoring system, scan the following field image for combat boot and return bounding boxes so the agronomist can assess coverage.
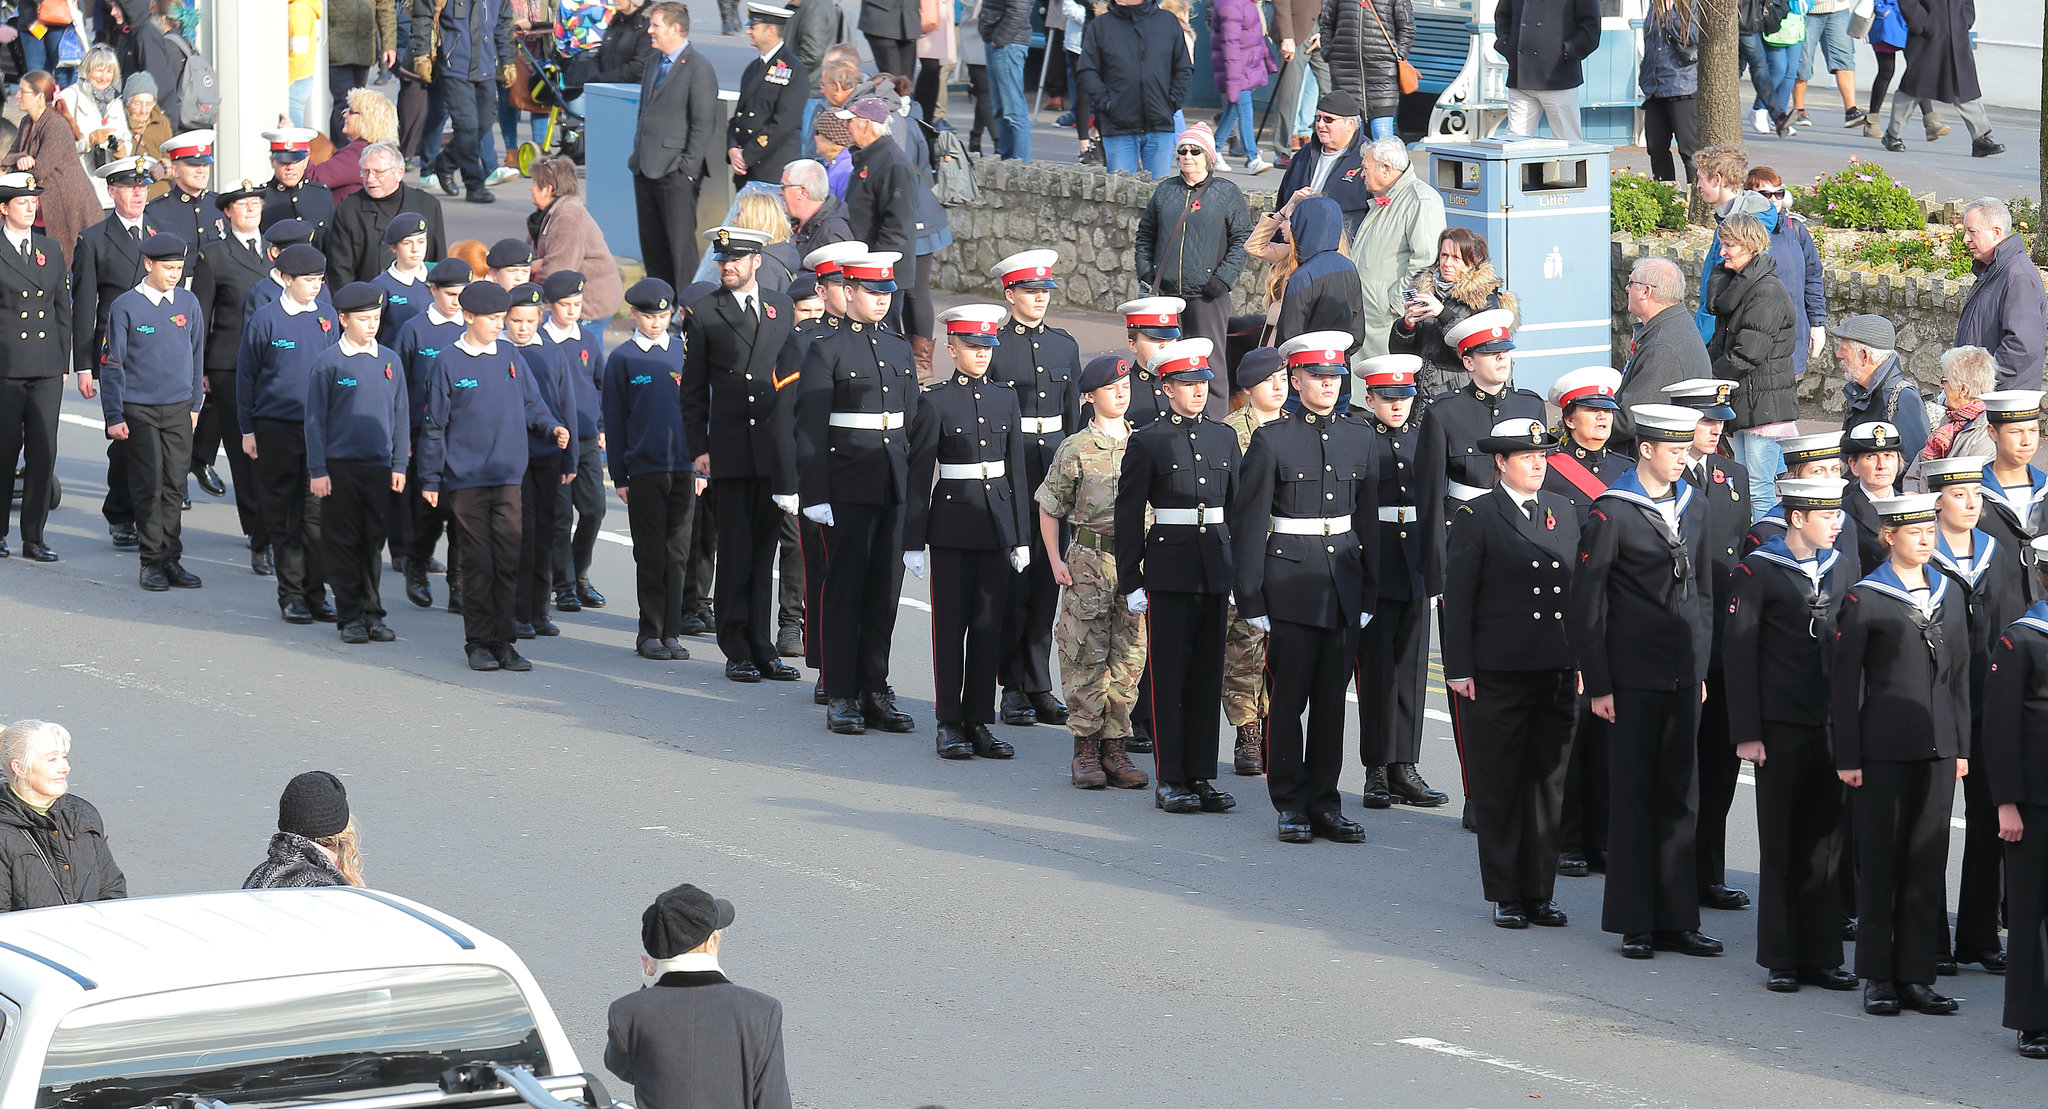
[1070,737,1108,789]
[1100,738,1149,789]
[1389,763,1449,807]
[1232,720,1264,775]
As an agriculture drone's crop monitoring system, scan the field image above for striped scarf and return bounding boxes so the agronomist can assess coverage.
[1922,398,1984,460]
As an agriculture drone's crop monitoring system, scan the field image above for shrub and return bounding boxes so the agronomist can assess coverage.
[1792,160,1922,230]
[1611,172,1688,236]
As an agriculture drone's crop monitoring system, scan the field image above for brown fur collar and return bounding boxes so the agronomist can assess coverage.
[1412,261,1519,318]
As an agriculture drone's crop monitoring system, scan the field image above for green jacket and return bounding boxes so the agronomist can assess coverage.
[329,0,398,68]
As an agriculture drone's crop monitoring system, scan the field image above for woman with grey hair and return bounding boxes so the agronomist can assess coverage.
[1905,345,1999,491]
[243,771,366,888]
[0,720,127,910]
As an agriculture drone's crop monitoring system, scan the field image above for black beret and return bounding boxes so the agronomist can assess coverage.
[458,280,513,315]
[625,278,675,313]
[486,238,534,269]
[1234,346,1284,390]
[1076,353,1132,395]
[641,883,736,958]
[383,211,430,245]
[787,273,820,303]
[275,242,326,277]
[506,282,544,310]
[278,770,350,839]
[264,218,315,247]
[427,257,473,286]
[141,232,187,261]
[541,269,586,302]
[334,281,385,314]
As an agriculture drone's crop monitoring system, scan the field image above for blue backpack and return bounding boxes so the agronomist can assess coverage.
[1870,0,1908,48]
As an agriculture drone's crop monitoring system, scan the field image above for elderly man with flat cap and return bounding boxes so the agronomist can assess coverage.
[606,883,791,1109]
[1836,313,1931,466]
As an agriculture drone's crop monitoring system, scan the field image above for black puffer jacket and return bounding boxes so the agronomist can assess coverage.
[590,4,653,84]
[1135,172,1252,296]
[1706,251,1800,430]
[0,789,127,911]
[1318,0,1415,116]
[1076,0,1193,138]
[242,832,352,889]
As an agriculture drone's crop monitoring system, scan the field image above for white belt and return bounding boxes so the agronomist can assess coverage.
[1018,415,1062,435]
[1154,507,1225,525]
[1270,514,1352,535]
[937,460,1007,480]
[1446,480,1489,501]
[830,411,905,430]
[1378,505,1418,523]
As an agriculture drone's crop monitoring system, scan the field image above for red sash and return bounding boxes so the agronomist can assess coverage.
[1547,451,1608,501]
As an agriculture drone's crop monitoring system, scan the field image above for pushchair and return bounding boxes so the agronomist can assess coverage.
[510,30,586,174]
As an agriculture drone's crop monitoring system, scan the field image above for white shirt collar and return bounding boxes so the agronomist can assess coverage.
[643,951,721,982]
[117,213,144,235]
[231,226,261,250]
[543,318,580,343]
[4,226,30,253]
[386,263,426,285]
[338,336,380,357]
[632,330,671,352]
[512,334,543,347]
[134,281,174,306]
[759,42,781,64]
[280,294,317,315]
[428,305,463,327]
[454,336,498,356]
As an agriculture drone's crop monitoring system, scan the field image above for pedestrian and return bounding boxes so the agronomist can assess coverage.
[0,720,126,911]
[1726,476,1858,992]
[503,281,577,640]
[287,0,322,127]
[1076,0,1192,178]
[61,46,134,205]
[1115,295,1184,431]
[590,0,654,84]
[1791,0,1863,126]
[320,89,401,204]
[602,278,697,661]
[1133,124,1249,410]
[1881,0,2001,155]
[1320,0,1410,142]
[1348,137,1445,361]
[417,278,570,672]
[1746,167,1828,382]
[1745,431,1843,551]
[305,282,409,643]
[396,257,473,610]
[259,127,336,248]
[1862,0,1945,140]
[810,95,857,199]
[541,271,609,615]
[860,0,921,76]
[1704,213,1797,516]
[1835,313,1930,465]
[1275,197,1363,412]
[326,0,400,140]
[4,72,98,269]
[243,770,365,888]
[1753,0,1804,137]
[627,3,719,293]
[418,0,516,203]
[326,141,448,287]
[1954,199,2046,390]
[102,1,176,105]
[1493,0,1600,141]
[0,172,72,564]
[121,75,170,199]
[1571,403,1719,960]
[1390,226,1514,400]
[1210,0,1274,171]
[979,0,1032,161]
[1833,490,1971,1014]
[1907,346,1995,492]
[605,883,793,1109]
[1981,536,2048,1058]
[789,0,834,147]
[1271,92,1372,234]
[1616,257,1711,440]
[100,231,204,592]
[783,158,852,264]
[1220,348,1283,775]
[1639,0,1699,183]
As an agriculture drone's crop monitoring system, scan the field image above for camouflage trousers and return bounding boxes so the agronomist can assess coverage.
[1222,602,1269,727]
[1055,545,1147,739]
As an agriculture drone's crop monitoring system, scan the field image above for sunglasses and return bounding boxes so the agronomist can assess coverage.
[1757,188,1787,199]
[1175,146,1206,156]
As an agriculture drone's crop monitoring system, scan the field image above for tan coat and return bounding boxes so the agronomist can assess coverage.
[530,194,623,322]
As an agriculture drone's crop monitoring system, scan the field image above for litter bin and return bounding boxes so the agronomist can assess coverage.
[1426,136,1612,401]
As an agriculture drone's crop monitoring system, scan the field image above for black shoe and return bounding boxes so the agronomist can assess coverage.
[531,616,560,636]
[1956,948,2007,973]
[1972,137,2006,157]
[194,464,225,496]
[1842,917,1859,941]
[432,164,459,194]
[1124,723,1152,753]
[826,696,867,734]
[1524,900,1568,927]
[554,586,582,612]
[339,620,370,644]
[576,579,605,607]
[1700,883,1752,910]
[1310,810,1365,843]
[1359,765,1393,808]
[157,559,199,588]
[678,611,711,637]
[466,644,501,671]
[1190,780,1236,813]
[1766,969,1800,992]
[494,645,532,672]
[310,597,337,622]
[999,688,1037,726]
[1494,902,1530,929]
[21,541,56,562]
[1864,980,1900,1015]
[760,660,801,681]
[511,620,534,640]
[1842,106,1869,127]
[1621,933,1654,959]
[464,189,497,204]
[1653,930,1724,956]
[813,678,828,705]
[2019,1030,2048,1059]
[1898,982,1959,1014]
[661,636,691,660]
[139,563,170,591]
[1,538,18,557]
[1797,966,1858,990]
[1155,781,1201,813]
[1461,800,1477,833]
[110,523,139,549]
[1027,691,1069,725]
[636,638,673,660]
[1557,852,1591,878]
[967,722,1014,759]
[776,624,803,657]
[281,599,314,624]
[1935,957,1959,976]
[1882,134,1907,152]
[935,721,973,758]
[367,621,396,642]
[253,545,276,575]
[1388,763,1448,806]
[1278,810,1314,843]
[860,689,916,733]
[725,659,763,683]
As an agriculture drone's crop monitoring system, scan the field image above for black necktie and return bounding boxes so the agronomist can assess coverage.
[127,225,141,244]
[18,238,28,261]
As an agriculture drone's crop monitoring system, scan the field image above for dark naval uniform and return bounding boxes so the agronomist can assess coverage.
[0,222,72,552]
[1685,451,1754,908]
[988,318,1081,712]
[144,186,221,275]
[1355,412,1429,778]
[72,209,159,536]
[1543,437,1631,514]
[1982,601,2048,1040]
[728,42,808,186]
[193,225,275,553]
[1544,434,1632,870]
[1844,484,1888,574]
[790,311,839,674]
[1125,362,1171,430]
[1979,465,2048,606]
[260,179,335,247]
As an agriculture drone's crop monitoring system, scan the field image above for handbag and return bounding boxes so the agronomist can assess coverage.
[35,0,71,26]
[54,25,83,67]
[1364,0,1419,96]
[1848,0,1874,38]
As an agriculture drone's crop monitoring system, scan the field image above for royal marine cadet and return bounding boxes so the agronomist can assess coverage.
[145,130,219,277]
[258,128,335,246]
[987,248,1081,729]
[303,282,409,644]
[395,258,472,610]
[790,241,867,691]
[906,304,1031,760]
[1038,353,1150,791]
[602,279,698,662]
[727,3,809,188]
[1114,296,1182,431]
[1115,338,1238,817]
[98,233,204,593]
[1220,347,1286,777]
[1979,536,2048,1058]
[1743,431,1845,556]
[0,171,72,563]
[1233,332,1380,845]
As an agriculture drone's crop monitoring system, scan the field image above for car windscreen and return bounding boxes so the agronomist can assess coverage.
[37,964,546,1109]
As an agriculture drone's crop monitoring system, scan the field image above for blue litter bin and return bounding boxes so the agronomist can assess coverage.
[1426,136,1612,400]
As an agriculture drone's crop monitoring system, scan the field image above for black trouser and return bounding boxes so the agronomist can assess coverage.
[0,375,60,543]
[102,437,134,527]
[323,460,392,627]
[1695,667,1740,892]
[1265,618,1356,814]
[818,501,905,696]
[963,64,997,151]
[800,515,827,668]
[1144,589,1226,784]
[913,57,943,123]
[682,487,715,615]
[1464,668,1575,904]
[1752,722,1847,972]
[1356,594,1427,766]
[712,476,781,667]
[634,171,702,295]
[208,372,268,546]
[448,483,521,649]
[865,35,916,79]
[626,470,696,642]
[1437,597,1472,798]
[1559,698,1611,861]
[517,453,562,623]
[1854,757,1957,985]
[1954,737,2005,957]
[931,545,1007,723]
[777,512,802,630]
[1602,686,1702,936]
[191,375,224,470]
[122,401,192,567]
[329,63,370,139]
[407,442,455,577]
[552,437,604,587]
[1182,295,1231,419]
[255,421,325,606]
[1643,94,1697,183]
[432,75,493,193]
[999,522,1058,694]
[2005,801,2048,1032]
[399,73,432,159]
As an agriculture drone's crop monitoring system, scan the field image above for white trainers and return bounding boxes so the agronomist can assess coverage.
[1213,156,1233,172]
[1244,157,1271,175]
[485,166,520,186]
[1751,108,1770,135]
[418,172,441,192]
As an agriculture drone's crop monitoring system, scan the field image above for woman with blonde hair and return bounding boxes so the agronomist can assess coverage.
[0,720,127,910]
[310,88,400,203]
[58,45,132,208]
[528,156,622,320]
[243,770,366,887]
[731,187,801,291]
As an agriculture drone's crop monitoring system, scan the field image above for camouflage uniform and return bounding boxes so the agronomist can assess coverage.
[1039,424,1147,740]
[1221,405,1271,727]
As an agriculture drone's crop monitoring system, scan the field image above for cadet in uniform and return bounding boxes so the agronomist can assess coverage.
[682,226,801,683]
[1233,332,1378,844]
[908,303,1030,759]
[504,282,577,640]
[396,258,472,609]
[304,282,408,643]
[1442,418,1578,927]
[795,252,919,734]
[1221,348,1284,776]
[371,212,433,348]
[541,270,609,613]
[1115,296,1182,431]
[728,3,808,188]
[1743,431,1845,555]
[73,157,160,550]
[987,249,1079,729]
[1038,353,1150,790]
[1571,403,1718,960]
[144,131,219,276]
[485,239,534,289]
[98,233,204,592]
[245,219,329,318]
[792,241,867,693]
[1114,338,1237,816]
[258,128,334,246]
[603,279,698,661]
[1833,491,1971,1015]
[1726,477,1858,993]
[1980,536,2048,1057]
[0,171,72,562]
[192,179,273,567]
[1975,390,2048,609]
[1843,421,1905,574]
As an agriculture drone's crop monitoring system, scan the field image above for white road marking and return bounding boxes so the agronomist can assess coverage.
[594,529,935,611]
[1396,1036,1684,1107]
[61,412,105,430]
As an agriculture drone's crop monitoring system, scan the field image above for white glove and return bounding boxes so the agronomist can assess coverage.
[1125,588,1148,613]
[803,503,835,526]
[1247,614,1271,633]
[773,493,799,515]
[903,551,926,579]
[1009,545,1030,572]
[1359,612,1373,629]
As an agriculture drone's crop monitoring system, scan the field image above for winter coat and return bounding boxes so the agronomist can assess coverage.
[60,81,133,210]
[129,105,172,201]
[107,15,181,105]
[1210,0,1275,103]
[1841,353,1931,462]
[1637,0,1699,98]
[1895,0,1979,103]
[1764,210,1826,376]
[1318,0,1414,116]
[1274,129,1374,236]
[791,193,855,262]
[1693,190,1779,341]
[1615,302,1713,444]
[1135,171,1252,297]
[1492,0,1602,92]
[1707,251,1800,430]
[1348,164,1446,358]
[0,789,127,911]
[1955,233,2048,390]
[329,0,400,68]
[845,133,919,256]
[860,0,922,42]
[790,0,836,95]
[242,831,352,889]
[3,109,99,268]
[415,0,514,83]
[308,139,367,202]
[1277,198,1364,398]
[591,3,653,83]
[1076,0,1193,137]
[530,194,624,322]
[1390,261,1519,399]
[980,0,1032,48]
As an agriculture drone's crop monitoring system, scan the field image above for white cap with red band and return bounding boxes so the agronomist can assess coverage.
[990,249,1060,288]
[1278,331,1353,372]
[1117,296,1186,330]
[803,240,869,275]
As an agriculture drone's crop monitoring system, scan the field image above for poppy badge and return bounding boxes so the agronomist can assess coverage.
[319,317,333,332]
[33,251,43,266]
[170,313,188,327]
[1544,509,1555,531]
[765,304,776,319]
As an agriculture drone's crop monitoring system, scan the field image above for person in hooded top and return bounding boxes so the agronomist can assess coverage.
[1272,196,1363,412]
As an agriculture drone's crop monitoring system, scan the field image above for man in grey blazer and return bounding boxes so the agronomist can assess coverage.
[631,2,724,295]
[606,884,792,1109]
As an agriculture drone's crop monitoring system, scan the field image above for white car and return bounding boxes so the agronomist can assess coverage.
[0,887,612,1109]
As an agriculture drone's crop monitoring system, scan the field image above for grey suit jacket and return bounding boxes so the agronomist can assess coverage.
[630,44,723,183]
[605,970,792,1109]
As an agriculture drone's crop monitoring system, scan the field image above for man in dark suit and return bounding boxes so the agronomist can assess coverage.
[857,0,919,77]
[631,1,722,294]
[0,172,71,562]
[193,180,276,572]
[1492,0,1601,142]
[73,157,162,550]
[605,884,792,1109]
[728,4,808,188]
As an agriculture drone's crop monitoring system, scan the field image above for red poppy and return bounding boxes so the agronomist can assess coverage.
[765,304,776,319]
[385,366,394,379]
[319,317,333,332]
[170,314,187,327]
